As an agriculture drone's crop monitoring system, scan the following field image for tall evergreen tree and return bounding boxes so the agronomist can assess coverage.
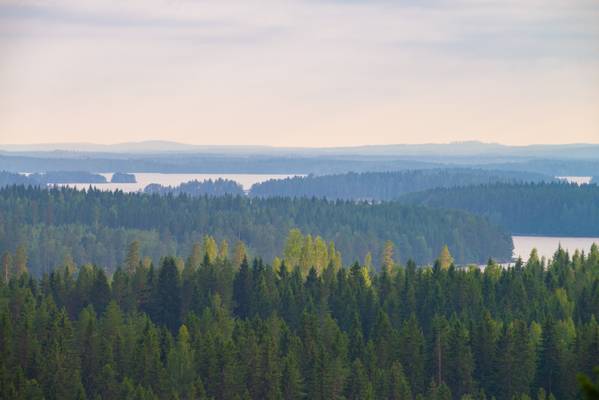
[125,240,141,275]
[153,257,181,332]
[437,245,453,270]
[14,245,28,277]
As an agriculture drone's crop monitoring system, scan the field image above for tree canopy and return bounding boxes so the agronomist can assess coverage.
[0,186,512,275]
[1,242,597,399]
[400,182,599,236]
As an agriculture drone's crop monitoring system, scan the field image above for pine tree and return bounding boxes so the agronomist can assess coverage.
[78,306,101,396]
[399,314,425,395]
[259,333,282,400]
[472,311,499,395]
[1,251,11,283]
[63,252,77,275]
[97,364,120,400]
[299,235,315,276]
[328,241,342,271]
[282,351,304,400]
[510,320,536,397]
[438,245,453,270]
[167,325,195,398]
[133,320,165,394]
[233,240,247,268]
[431,315,450,386]
[364,251,373,271]
[382,240,395,273]
[234,256,252,319]
[536,318,560,398]
[125,240,141,275]
[219,239,229,261]
[284,229,304,268]
[91,268,111,314]
[187,242,202,270]
[446,318,475,398]
[388,361,412,400]
[347,359,374,400]
[314,236,329,273]
[154,257,181,332]
[202,235,218,264]
[14,245,28,277]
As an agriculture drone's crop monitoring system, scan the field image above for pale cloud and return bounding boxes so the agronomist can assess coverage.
[0,0,597,146]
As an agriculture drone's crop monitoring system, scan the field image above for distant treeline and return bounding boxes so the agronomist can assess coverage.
[0,170,106,185]
[4,151,599,176]
[400,182,599,236]
[111,172,136,183]
[144,179,244,196]
[1,243,597,399]
[0,153,442,175]
[249,169,552,200]
[0,186,512,275]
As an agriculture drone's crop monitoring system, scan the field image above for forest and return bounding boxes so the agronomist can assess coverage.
[0,186,513,275]
[144,179,245,197]
[399,182,599,236]
[1,241,598,399]
[0,171,107,185]
[249,169,552,201]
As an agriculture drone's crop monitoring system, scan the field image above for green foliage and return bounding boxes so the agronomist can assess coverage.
[400,182,599,236]
[578,367,599,400]
[437,245,454,270]
[0,186,513,276]
[144,178,244,197]
[0,242,597,399]
[250,168,552,200]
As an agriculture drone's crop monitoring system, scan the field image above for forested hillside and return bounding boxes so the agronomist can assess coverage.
[250,169,552,200]
[400,182,599,236]
[0,186,512,275]
[1,244,598,399]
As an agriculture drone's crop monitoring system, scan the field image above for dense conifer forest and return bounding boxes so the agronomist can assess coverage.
[0,186,512,275]
[249,169,552,201]
[3,0,599,398]
[399,183,599,236]
[1,242,598,399]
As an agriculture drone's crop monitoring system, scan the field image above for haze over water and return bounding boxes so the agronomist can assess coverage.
[54,173,301,192]
[512,235,599,262]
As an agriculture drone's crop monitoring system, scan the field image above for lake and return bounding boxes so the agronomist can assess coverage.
[555,176,593,185]
[53,173,301,192]
[512,235,599,261]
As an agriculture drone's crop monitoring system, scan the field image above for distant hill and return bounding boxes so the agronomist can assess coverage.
[0,153,443,175]
[250,169,553,200]
[2,141,599,176]
[0,170,106,186]
[399,182,599,236]
[2,140,599,159]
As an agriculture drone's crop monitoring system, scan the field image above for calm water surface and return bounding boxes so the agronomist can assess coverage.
[54,173,301,192]
[512,235,599,261]
[555,176,593,185]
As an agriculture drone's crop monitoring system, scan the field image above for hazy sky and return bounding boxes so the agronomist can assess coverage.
[1,0,598,147]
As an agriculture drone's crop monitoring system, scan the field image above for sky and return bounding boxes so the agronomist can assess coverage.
[0,0,598,147]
